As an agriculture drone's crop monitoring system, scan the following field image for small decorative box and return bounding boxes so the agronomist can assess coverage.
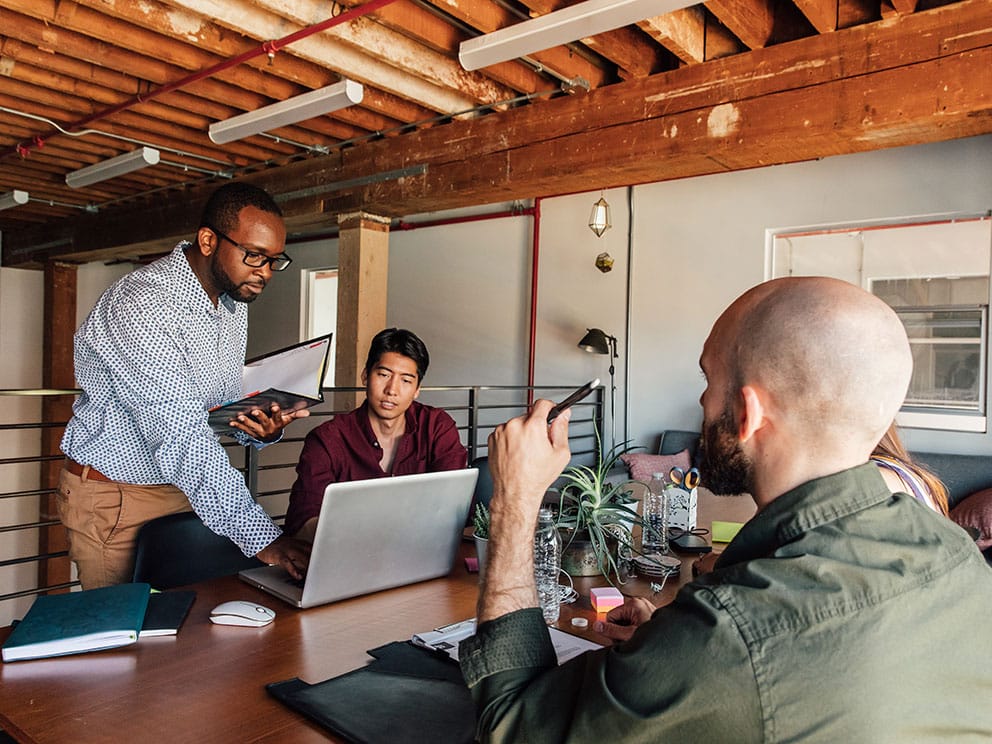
[590,586,624,613]
[667,485,698,532]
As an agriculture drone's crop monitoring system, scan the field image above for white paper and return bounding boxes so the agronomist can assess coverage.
[412,618,603,664]
[241,336,330,398]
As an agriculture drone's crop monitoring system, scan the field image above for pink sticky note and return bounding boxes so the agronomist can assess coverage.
[590,586,624,613]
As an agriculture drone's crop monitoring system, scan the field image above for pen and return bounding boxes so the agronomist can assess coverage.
[433,618,476,633]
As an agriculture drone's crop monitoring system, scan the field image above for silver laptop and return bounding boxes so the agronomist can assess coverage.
[239,468,478,608]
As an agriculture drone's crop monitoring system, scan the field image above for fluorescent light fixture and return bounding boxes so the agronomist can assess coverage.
[459,0,689,70]
[0,190,29,210]
[65,147,161,189]
[209,79,364,145]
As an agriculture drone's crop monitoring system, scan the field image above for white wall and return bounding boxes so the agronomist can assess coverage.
[244,134,992,457]
[248,237,339,359]
[386,211,534,388]
[534,189,631,452]
[628,135,992,455]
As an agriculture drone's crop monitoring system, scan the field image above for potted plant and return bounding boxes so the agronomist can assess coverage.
[555,442,650,585]
[472,502,490,581]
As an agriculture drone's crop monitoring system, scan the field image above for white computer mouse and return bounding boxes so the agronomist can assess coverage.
[209,600,276,627]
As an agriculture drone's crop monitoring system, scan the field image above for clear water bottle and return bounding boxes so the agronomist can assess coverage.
[534,507,562,625]
[642,473,669,554]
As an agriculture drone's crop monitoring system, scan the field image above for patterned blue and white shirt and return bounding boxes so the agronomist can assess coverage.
[61,242,282,556]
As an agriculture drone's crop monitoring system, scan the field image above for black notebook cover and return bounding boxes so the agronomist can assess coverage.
[267,641,475,744]
[140,591,196,637]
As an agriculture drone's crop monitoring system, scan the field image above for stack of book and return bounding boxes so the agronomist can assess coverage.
[2,583,195,663]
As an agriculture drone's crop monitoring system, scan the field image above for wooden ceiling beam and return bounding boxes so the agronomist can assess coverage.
[65,0,438,127]
[337,47,992,215]
[837,0,880,28]
[792,0,878,31]
[0,78,301,166]
[165,0,519,109]
[638,7,743,64]
[0,6,365,158]
[882,0,920,16]
[423,0,611,88]
[334,0,553,94]
[517,0,670,78]
[705,0,814,48]
[0,4,406,164]
[4,0,990,265]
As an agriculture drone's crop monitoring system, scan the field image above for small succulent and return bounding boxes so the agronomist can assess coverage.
[472,502,491,540]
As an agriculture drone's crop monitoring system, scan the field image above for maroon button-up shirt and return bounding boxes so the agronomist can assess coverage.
[284,400,468,535]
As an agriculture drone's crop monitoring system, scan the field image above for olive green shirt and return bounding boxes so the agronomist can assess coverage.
[460,464,992,742]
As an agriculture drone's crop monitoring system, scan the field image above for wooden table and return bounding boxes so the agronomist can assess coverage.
[0,490,756,743]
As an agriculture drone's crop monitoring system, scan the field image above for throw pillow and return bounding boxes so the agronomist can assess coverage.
[949,488,992,550]
[620,450,691,484]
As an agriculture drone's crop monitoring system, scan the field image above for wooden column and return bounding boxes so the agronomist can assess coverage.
[39,261,77,591]
[335,212,390,410]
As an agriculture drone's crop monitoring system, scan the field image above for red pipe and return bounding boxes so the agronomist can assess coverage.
[3,0,401,161]
[527,197,542,407]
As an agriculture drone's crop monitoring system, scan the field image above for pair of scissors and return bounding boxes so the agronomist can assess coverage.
[669,466,700,490]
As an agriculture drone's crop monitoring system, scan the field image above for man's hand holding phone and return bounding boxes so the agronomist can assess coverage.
[547,378,600,423]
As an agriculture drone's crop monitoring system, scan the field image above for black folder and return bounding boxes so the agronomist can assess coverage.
[267,641,475,744]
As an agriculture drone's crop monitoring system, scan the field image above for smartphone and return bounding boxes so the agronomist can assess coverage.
[670,532,712,554]
[547,378,600,423]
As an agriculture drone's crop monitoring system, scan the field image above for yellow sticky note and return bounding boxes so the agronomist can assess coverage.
[712,520,744,543]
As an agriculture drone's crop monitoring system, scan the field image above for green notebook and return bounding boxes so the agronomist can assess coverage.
[2,583,151,663]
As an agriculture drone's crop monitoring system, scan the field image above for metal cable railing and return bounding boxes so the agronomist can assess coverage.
[0,384,604,617]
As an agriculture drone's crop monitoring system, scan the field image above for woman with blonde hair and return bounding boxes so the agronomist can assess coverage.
[872,424,949,516]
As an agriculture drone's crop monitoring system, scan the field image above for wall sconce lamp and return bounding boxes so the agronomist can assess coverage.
[0,190,29,211]
[66,147,161,189]
[209,79,364,144]
[588,194,611,237]
[578,327,618,452]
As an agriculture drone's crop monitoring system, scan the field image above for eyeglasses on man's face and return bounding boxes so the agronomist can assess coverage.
[208,225,293,272]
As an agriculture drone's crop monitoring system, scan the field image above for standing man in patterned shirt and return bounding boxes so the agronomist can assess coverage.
[58,182,312,589]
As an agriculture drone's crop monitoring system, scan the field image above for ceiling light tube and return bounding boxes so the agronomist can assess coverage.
[209,80,365,145]
[0,190,29,210]
[459,0,690,70]
[65,147,161,189]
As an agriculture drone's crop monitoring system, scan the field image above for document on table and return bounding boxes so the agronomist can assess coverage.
[412,618,603,664]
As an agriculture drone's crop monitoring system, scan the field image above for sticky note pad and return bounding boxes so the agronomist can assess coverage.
[590,587,624,613]
[712,520,744,543]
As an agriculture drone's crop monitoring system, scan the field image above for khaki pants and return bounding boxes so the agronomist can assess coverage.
[56,467,192,590]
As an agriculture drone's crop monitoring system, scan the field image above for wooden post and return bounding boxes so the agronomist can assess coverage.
[335,212,390,411]
[39,261,77,591]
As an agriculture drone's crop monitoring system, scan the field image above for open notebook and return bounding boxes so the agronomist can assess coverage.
[241,469,478,608]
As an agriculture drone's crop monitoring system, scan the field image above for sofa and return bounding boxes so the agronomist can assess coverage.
[620,430,992,562]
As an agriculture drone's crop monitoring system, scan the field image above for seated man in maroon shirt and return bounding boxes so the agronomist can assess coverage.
[285,328,468,541]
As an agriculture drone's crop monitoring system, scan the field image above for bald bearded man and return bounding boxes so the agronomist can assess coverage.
[459,277,992,743]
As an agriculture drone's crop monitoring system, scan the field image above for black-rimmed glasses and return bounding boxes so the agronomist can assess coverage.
[208,225,293,272]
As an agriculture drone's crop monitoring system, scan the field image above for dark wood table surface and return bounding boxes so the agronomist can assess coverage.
[0,490,756,743]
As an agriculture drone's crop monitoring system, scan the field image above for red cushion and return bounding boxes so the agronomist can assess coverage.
[620,450,691,484]
[950,488,992,550]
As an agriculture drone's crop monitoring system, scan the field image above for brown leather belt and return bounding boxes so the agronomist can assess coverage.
[64,458,113,482]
